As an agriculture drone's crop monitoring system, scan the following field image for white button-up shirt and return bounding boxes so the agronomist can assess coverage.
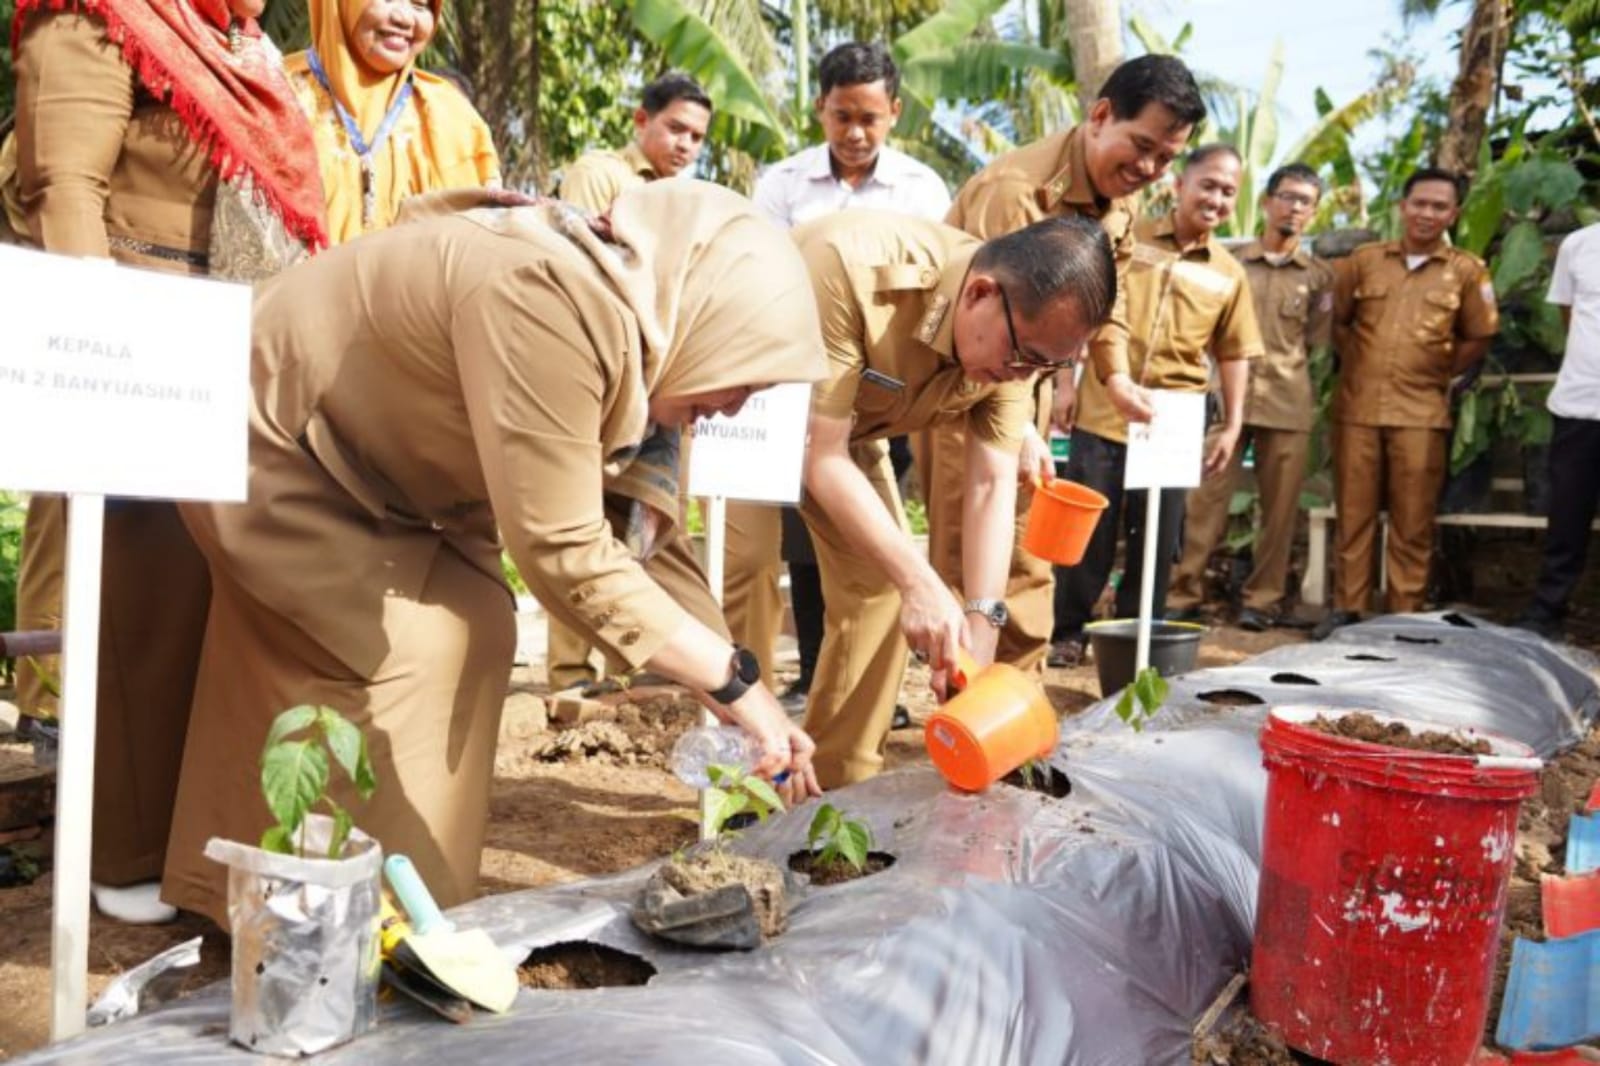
[1548,222,1600,421]
[751,143,952,230]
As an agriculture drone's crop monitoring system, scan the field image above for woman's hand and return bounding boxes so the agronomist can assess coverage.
[721,685,821,803]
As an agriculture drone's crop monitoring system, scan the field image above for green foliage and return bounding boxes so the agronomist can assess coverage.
[806,802,872,873]
[259,705,376,859]
[500,551,529,597]
[0,0,14,119]
[0,492,23,641]
[1450,376,1555,476]
[1114,666,1169,734]
[704,762,784,840]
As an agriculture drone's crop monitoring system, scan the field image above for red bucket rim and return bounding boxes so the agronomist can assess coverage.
[1266,706,1537,760]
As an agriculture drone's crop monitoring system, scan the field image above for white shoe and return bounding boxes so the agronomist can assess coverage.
[91,881,177,925]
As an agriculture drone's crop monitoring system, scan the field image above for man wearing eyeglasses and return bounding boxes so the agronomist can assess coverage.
[794,210,1117,787]
[1053,144,1264,661]
[916,55,1205,671]
[1168,163,1334,630]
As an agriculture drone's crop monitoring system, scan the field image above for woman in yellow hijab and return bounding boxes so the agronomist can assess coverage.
[285,0,500,243]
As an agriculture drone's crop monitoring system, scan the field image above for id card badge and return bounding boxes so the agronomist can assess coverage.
[861,368,905,391]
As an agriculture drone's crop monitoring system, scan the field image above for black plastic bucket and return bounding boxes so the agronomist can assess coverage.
[1085,619,1204,697]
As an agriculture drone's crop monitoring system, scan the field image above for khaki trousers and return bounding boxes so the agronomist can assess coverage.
[913,380,1053,670]
[723,499,784,684]
[1332,424,1447,614]
[15,494,64,718]
[800,441,908,788]
[1169,426,1310,612]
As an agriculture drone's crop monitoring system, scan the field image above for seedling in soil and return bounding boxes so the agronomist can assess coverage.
[259,704,377,858]
[806,803,873,874]
[704,763,784,841]
[1115,667,1169,733]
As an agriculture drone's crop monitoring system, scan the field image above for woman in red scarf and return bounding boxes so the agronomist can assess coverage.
[3,0,326,923]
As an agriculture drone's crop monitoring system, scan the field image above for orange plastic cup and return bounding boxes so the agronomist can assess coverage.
[924,651,1060,792]
[1022,477,1109,566]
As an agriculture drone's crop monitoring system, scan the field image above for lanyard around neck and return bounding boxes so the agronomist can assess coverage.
[306,47,414,160]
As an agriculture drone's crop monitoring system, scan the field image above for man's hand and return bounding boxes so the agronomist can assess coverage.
[1105,373,1155,423]
[723,686,822,803]
[1204,424,1242,478]
[1051,372,1078,435]
[1017,425,1054,484]
[900,573,966,678]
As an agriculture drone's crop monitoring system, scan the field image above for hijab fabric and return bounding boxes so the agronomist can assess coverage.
[11,0,328,249]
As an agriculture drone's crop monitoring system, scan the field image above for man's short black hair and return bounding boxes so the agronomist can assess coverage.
[818,42,900,100]
[1098,55,1205,130]
[972,215,1117,328]
[641,71,713,116]
[1184,142,1241,169]
[1402,167,1466,205]
[1265,162,1324,198]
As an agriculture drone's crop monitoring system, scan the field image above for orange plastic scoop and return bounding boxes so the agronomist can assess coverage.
[925,651,1059,792]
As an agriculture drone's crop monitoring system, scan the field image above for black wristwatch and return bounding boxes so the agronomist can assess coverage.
[707,645,761,705]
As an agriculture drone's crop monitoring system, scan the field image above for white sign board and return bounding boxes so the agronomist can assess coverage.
[1123,390,1206,490]
[687,382,811,503]
[0,244,251,501]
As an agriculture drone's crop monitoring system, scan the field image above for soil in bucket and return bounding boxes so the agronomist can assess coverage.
[518,941,656,990]
[1307,711,1492,757]
[787,850,897,886]
[1085,619,1204,698]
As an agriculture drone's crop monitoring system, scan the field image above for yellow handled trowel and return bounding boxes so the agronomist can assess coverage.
[383,854,517,1014]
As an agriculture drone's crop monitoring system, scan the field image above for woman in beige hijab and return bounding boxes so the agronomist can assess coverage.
[161,181,825,924]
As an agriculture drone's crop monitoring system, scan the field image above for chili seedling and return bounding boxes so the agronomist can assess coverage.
[806,803,873,874]
[259,704,377,858]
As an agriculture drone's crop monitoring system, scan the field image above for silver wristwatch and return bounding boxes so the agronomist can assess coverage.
[963,598,1009,628]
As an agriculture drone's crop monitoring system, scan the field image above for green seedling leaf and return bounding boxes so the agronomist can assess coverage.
[704,787,750,839]
[319,708,377,800]
[1114,686,1141,731]
[327,802,353,859]
[808,803,842,849]
[741,775,785,820]
[1133,668,1170,715]
[837,821,872,872]
[261,739,328,832]
[259,825,295,854]
[265,704,320,750]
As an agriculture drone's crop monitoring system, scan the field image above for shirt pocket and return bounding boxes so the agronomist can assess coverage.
[1417,289,1461,341]
[1352,283,1388,328]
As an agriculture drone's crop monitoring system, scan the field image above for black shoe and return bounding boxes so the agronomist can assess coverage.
[779,678,810,716]
[18,717,58,770]
[1311,610,1360,642]
[1512,612,1563,641]
[1165,606,1204,623]
[891,704,912,730]
[1047,637,1087,668]
[1237,607,1275,633]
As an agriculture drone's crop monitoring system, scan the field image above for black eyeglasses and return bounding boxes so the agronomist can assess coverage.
[998,284,1077,371]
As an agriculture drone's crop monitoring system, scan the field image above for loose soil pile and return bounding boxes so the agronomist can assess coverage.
[787,850,896,886]
[520,691,703,769]
[1192,1013,1298,1065]
[1308,710,1493,756]
[517,941,656,990]
[658,849,787,938]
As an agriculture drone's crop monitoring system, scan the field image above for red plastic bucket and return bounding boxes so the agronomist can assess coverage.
[1251,707,1541,1066]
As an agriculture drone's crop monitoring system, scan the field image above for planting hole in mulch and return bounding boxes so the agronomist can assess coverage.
[1393,635,1441,645]
[1441,613,1478,628]
[1199,689,1266,707]
[518,941,656,991]
[1000,763,1071,798]
[1307,711,1491,756]
[1343,654,1396,663]
[1268,673,1319,686]
[787,850,897,886]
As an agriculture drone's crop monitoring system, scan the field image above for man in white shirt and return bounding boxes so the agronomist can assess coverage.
[752,42,951,227]
[1517,221,1600,638]
[733,41,951,716]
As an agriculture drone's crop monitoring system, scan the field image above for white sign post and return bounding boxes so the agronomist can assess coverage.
[686,383,811,839]
[1122,391,1206,672]
[0,244,251,1041]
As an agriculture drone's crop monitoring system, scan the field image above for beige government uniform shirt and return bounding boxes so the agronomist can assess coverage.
[558,142,657,215]
[1332,240,1499,429]
[799,210,1033,452]
[1237,240,1335,432]
[1076,214,1265,444]
[945,124,1137,382]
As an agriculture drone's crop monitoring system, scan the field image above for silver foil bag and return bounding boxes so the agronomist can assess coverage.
[203,815,383,1057]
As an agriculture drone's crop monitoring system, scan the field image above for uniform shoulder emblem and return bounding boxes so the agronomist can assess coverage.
[915,293,951,345]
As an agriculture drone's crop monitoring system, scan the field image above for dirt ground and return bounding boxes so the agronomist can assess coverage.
[0,595,1595,1061]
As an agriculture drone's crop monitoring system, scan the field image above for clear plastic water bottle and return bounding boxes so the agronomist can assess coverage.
[670,725,763,787]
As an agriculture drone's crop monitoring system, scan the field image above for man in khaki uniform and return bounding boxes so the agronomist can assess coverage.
[558,71,711,213]
[1314,168,1498,638]
[549,71,714,692]
[918,55,1204,670]
[1169,163,1334,629]
[797,210,1117,787]
[1053,145,1265,659]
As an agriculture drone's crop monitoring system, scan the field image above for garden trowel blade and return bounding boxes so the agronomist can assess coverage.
[397,927,518,1014]
[381,959,473,1024]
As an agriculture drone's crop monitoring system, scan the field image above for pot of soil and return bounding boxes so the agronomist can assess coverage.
[631,844,790,951]
[1084,619,1204,698]
[1252,707,1541,1066]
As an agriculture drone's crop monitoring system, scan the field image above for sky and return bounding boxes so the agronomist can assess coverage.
[1122,0,1463,162]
